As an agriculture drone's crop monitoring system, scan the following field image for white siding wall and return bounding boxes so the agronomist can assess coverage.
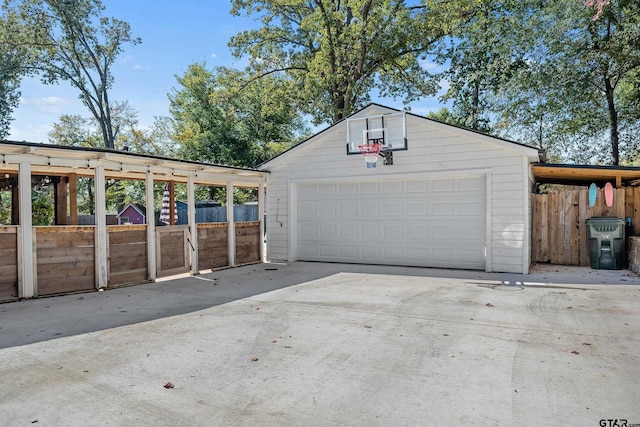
[264,109,534,273]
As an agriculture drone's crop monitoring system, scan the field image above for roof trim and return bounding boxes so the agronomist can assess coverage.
[1,140,268,176]
[532,163,640,187]
[117,203,146,218]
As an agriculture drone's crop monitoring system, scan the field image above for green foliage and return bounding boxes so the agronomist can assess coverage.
[49,101,166,155]
[31,188,53,225]
[229,0,471,125]
[0,47,22,139]
[0,190,11,224]
[435,0,532,132]
[2,0,140,148]
[426,107,467,127]
[169,63,308,167]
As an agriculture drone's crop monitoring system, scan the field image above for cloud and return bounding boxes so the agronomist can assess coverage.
[211,53,218,59]
[20,96,72,114]
[134,64,144,70]
[419,59,443,72]
[120,55,135,65]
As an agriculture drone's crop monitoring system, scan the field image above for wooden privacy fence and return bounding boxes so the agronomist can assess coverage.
[0,226,18,300]
[532,187,640,266]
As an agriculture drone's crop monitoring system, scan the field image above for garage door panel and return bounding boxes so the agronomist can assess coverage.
[359,182,379,194]
[407,202,427,216]
[407,180,427,193]
[432,201,454,216]
[382,203,402,216]
[383,181,402,193]
[382,246,404,260]
[339,246,359,258]
[339,183,357,195]
[458,177,484,192]
[382,224,403,239]
[296,175,486,270]
[319,224,337,237]
[406,225,428,239]
[299,201,318,218]
[299,224,317,239]
[339,201,358,217]
[431,179,453,192]
[339,224,358,238]
[459,200,483,215]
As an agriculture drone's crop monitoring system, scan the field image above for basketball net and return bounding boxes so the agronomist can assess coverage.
[359,143,381,168]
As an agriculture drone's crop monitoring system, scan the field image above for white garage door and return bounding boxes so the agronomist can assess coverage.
[296,175,486,270]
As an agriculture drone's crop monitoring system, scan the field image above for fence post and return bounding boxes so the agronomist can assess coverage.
[227,181,235,267]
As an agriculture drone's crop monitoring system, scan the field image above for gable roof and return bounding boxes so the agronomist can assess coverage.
[258,103,542,170]
[117,203,146,218]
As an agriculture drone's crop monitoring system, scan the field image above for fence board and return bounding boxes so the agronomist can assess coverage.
[549,192,558,263]
[569,191,580,265]
[108,226,148,287]
[36,227,95,295]
[197,224,228,270]
[578,191,589,266]
[235,222,260,265]
[532,187,639,267]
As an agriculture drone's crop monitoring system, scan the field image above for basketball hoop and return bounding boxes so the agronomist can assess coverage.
[359,143,381,168]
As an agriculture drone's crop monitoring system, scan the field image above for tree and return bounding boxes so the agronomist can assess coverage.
[229,0,472,125]
[2,0,140,149]
[517,0,640,164]
[169,63,308,167]
[0,44,22,139]
[434,1,533,132]
[48,103,167,213]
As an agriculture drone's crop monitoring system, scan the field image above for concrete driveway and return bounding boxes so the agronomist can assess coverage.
[1,262,639,426]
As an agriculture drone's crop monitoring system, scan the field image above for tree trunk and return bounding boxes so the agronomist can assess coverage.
[604,76,620,165]
[471,80,480,130]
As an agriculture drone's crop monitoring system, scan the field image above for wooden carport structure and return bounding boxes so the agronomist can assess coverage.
[0,141,268,301]
[530,163,640,266]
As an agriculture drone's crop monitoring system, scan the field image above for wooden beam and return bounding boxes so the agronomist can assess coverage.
[94,165,107,289]
[18,162,34,298]
[227,181,235,267]
[69,173,78,225]
[11,183,18,225]
[616,174,622,188]
[187,174,198,274]
[145,171,156,281]
[258,182,265,263]
[55,177,68,225]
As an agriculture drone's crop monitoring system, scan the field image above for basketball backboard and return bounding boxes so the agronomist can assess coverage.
[346,111,407,155]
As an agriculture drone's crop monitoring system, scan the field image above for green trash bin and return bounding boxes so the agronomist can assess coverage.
[585,217,625,270]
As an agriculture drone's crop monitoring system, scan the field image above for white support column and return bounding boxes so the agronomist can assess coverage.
[145,171,156,281]
[258,181,266,262]
[187,174,198,274]
[18,161,34,298]
[227,180,235,267]
[94,164,108,289]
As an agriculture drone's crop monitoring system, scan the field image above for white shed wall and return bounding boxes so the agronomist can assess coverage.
[264,108,536,273]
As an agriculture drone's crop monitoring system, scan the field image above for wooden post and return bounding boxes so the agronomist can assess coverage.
[18,162,34,298]
[187,174,198,274]
[69,173,78,225]
[55,177,68,225]
[258,181,266,262]
[94,164,108,289]
[145,171,156,281]
[11,182,19,225]
[227,181,235,267]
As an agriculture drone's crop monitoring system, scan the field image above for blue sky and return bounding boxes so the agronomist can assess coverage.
[8,0,447,143]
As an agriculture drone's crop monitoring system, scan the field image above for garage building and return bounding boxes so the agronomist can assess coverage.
[259,104,541,274]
